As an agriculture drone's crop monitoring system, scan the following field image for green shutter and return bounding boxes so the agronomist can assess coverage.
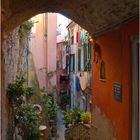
[84,43,87,70]
[78,49,81,71]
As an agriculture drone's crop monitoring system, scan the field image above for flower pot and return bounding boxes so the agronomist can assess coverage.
[39,125,48,140]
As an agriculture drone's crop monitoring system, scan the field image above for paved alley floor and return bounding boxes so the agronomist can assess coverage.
[55,110,66,140]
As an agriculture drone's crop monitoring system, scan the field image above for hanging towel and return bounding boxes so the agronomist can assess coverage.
[79,75,87,90]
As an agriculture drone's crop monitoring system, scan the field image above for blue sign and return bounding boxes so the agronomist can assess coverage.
[114,82,122,101]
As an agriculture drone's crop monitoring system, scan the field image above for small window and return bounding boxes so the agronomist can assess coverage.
[100,60,106,80]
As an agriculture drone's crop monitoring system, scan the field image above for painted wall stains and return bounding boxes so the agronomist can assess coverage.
[93,106,117,140]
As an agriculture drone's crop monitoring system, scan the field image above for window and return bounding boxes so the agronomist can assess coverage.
[69,54,75,72]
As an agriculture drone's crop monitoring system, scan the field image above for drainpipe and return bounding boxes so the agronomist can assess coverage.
[44,13,48,91]
[27,37,29,86]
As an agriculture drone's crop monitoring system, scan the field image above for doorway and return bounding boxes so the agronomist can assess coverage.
[131,35,139,140]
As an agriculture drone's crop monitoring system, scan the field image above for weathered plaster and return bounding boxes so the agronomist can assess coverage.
[93,106,117,140]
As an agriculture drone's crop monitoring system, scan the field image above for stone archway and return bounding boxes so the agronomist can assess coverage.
[1,0,139,139]
[2,0,138,37]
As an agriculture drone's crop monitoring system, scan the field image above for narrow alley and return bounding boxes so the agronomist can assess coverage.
[56,111,65,140]
[1,0,139,140]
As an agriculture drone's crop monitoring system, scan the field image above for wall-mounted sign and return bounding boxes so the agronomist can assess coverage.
[114,82,122,101]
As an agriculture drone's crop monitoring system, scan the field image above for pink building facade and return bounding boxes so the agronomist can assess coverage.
[31,13,57,91]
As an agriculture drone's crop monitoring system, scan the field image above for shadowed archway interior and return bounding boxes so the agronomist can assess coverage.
[2,0,138,37]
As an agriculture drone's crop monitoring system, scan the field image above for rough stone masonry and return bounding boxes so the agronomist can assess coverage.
[2,26,30,140]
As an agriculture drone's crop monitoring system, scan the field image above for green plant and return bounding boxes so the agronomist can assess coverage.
[7,76,34,103]
[7,76,40,139]
[62,108,83,128]
[81,112,91,124]
[7,76,26,103]
[28,126,40,140]
[61,94,69,104]
[15,103,40,126]
[25,87,34,96]
[19,20,34,43]
[15,103,40,139]
[42,95,59,120]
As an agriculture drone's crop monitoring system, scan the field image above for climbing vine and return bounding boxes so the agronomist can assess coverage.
[19,20,34,43]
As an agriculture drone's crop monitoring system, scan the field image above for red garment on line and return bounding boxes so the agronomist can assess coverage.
[76,32,79,42]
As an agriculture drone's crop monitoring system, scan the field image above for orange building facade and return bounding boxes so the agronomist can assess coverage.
[92,18,139,140]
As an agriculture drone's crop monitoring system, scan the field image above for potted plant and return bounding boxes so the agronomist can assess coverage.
[42,95,59,120]
[14,103,40,140]
[42,94,59,137]
[81,112,91,124]
[7,76,26,104]
[62,108,83,128]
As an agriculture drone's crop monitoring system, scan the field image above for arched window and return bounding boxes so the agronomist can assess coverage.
[93,43,101,63]
[100,60,106,79]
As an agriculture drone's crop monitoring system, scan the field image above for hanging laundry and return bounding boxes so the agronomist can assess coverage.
[79,31,83,42]
[83,31,87,44]
[79,74,87,91]
[76,32,79,43]
[75,76,80,92]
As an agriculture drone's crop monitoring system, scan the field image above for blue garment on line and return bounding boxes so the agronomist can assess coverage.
[75,76,80,92]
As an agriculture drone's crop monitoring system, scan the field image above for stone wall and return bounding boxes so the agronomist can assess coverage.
[2,26,30,140]
[2,0,138,37]
[3,26,30,85]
